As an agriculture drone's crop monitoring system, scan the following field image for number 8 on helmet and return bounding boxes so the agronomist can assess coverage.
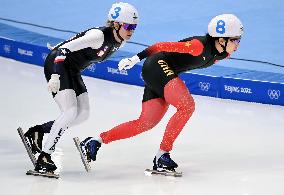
[208,14,244,38]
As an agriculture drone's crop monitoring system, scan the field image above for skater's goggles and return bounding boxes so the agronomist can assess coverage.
[122,23,137,31]
[229,37,241,45]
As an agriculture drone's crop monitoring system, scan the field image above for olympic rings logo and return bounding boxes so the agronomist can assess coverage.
[268,89,281,100]
[199,82,211,91]
[87,64,96,73]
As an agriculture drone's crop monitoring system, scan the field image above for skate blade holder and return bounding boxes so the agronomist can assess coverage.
[144,169,182,177]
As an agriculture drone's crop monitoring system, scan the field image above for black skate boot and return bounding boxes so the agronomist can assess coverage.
[153,153,178,171]
[24,125,44,154]
[35,151,57,173]
[80,137,101,162]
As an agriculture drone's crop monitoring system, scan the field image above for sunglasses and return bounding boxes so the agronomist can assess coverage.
[230,38,241,45]
[122,23,137,31]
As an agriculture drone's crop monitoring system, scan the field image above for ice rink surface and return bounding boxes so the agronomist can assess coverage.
[1,57,284,195]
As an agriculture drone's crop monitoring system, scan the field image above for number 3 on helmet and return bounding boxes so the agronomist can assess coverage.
[208,14,244,37]
[108,2,139,25]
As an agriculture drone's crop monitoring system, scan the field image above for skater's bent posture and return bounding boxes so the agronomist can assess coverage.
[23,2,139,173]
[79,14,244,172]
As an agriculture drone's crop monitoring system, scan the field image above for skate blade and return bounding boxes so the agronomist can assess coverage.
[144,169,182,177]
[26,169,59,179]
[17,127,37,167]
[73,137,91,172]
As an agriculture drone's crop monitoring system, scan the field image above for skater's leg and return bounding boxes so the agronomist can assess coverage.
[79,97,169,162]
[152,78,194,171]
[26,75,88,137]
[68,73,89,127]
[35,89,78,172]
[100,98,169,144]
[24,92,88,154]
[159,77,195,152]
[42,89,78,154]
[27,91,89,135]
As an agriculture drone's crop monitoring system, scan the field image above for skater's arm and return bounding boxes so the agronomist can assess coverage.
[117,39,204,71]
[136,39,204,60]
[58,29,105,52]
[53,29,105,73]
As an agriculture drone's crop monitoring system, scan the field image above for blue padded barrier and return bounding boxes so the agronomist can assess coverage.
[1,22,283,106]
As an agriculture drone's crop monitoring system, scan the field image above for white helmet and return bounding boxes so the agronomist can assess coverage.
[208,14,243,37]
[108,2,139,24]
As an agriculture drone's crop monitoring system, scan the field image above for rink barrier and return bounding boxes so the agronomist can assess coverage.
[0,25,284,106]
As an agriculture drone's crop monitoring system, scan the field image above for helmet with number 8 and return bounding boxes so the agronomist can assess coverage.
[208,14,243,37]
[108,2,139,24]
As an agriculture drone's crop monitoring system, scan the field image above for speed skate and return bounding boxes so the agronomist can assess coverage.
[26,169,59,179]
[17,127,37,166]
[18,127,60,179]
[144,168,182,177]
[73,137,92,172]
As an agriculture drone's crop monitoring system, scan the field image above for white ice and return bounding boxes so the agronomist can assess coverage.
[1,57,284,195]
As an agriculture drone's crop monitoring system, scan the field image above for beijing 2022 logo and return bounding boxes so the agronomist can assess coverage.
[199,82,211,91]
[268,89,280,100]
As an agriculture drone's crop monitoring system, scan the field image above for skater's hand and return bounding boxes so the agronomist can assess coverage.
[118,55,140,71]
[48,74,60,93]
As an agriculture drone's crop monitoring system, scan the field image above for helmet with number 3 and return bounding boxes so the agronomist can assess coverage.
[108,2,139,24]
[208,14,243,37]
